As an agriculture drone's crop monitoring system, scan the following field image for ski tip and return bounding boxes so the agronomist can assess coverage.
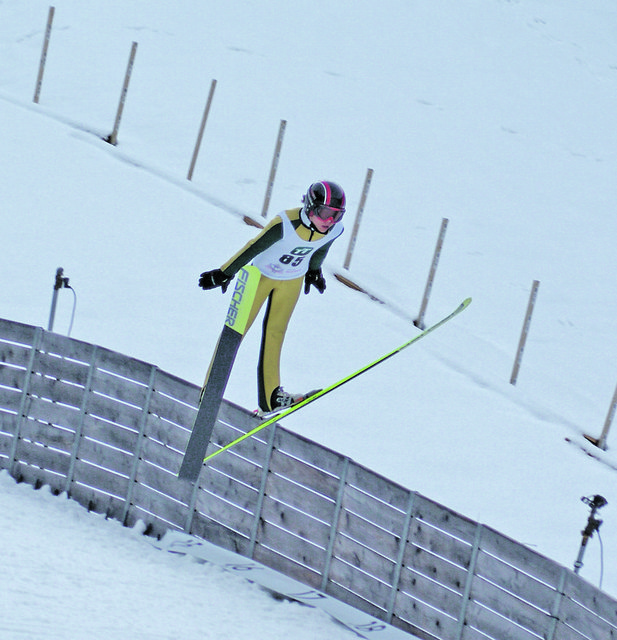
[463,297,472,307]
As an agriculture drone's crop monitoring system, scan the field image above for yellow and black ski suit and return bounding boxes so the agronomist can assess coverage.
[219,207,343,411]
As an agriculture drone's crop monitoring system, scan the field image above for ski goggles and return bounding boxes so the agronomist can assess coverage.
[310,205,345,223]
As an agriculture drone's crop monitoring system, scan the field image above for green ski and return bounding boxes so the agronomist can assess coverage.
[178,266,260,482]
[204,296,472,464]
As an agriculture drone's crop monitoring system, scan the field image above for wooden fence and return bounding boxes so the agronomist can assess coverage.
[1,316,616,640]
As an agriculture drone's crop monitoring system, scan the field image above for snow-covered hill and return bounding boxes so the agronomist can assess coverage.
[1,1,617,637]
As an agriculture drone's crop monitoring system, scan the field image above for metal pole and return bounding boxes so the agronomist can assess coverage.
[47,267,64,331]
[585,381,617,451]
[510,280,540,385]
[573,495,607,574]
[343,168,373,270]
[261,119,286,218]
[414,217,449,329]
[106,41,138,145]
[33,6,55,103]
[187,79,217,181]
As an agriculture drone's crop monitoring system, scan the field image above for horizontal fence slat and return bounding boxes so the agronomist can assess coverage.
[338,509,401,562]
[13,462,66,494]
[563,571,617,628]
[69,481,126,520]
[0,386,23,412]
[18,418,75,453]
[194,484,257,538]
[559,594,616,640]
[26,395,81,431]
[35,351,90,386]
[269,447,341,498]
[86,393,144,431]
[414,494,479,546]
[0,342,33,369]
[81,415,139,454]
[346,461,410,513]
[13,438,71,476]
[0,318,37,345]
[71,458,130,499]
[76,436,134,477]
[401,545,468,596]
[190,509,252,556]
[39,331,95,363]
[257,520,327,571]
[265,472,336,524]
[463,599,542,640]
[260,494,332,548]
[129,481,188,531]
[333,531,397,585]
[153,369,200,407]
[480,526,562,588]
[91,368,149,409]
[393,587,460,640]
[28,374,86,408]
[328,555,393,612]
[341,484,408,535]
[395,567,463,622]
[470,575,550,638]
[273,428,347,476]
[407,518,474,571]
[253,543,323,589]
[475,549,556,614]
[135,459,193,506]
[95,348,153,386]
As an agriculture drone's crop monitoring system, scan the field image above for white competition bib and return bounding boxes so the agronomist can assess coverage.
[252,211,343,280]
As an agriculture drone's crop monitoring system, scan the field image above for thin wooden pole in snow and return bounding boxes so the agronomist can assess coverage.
[343,167,373,270]
[414,217,449,329]
[106,41,138,146]
[510,279,540,385]
[261,119,286,218]
[584,382,617,451]
[187,79,217,181]
[33,6,55,103]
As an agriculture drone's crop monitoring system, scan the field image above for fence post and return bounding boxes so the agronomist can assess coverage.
[414,217,449,329]
[106,41,138,145]
[33,6,55,103]
[455,523,484,640]
[9,328,43,478]
[261,119,286,218]
[510,280,540,385]
[248,423,278,556]
[187,79,217,181]
[122,365,158,525]
[585,381,617,450]
[65,346,98,494]
[343,168,373,270]
[386,491,416,622]
[320,457,350,592]
[545,567,568,640]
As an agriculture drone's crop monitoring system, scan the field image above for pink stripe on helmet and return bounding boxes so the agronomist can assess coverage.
[320,181,332,206]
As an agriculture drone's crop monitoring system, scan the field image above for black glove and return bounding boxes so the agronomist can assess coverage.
[199,269,233,293]
[304,269,326,294]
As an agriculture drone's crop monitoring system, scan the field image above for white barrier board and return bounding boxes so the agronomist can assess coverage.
[154,531,414,640]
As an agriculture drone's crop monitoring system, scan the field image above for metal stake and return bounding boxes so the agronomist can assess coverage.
[48,267,67,331]
[573,494,607,574]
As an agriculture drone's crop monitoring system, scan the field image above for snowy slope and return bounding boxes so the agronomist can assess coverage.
[1,1,617,636]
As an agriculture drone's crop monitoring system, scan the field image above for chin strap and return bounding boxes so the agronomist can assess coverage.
[300,205,330,238]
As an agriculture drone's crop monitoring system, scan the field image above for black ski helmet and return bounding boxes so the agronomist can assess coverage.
[300,181,346,229]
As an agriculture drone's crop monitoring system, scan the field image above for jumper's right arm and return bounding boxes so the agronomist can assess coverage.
[198,216,283,292]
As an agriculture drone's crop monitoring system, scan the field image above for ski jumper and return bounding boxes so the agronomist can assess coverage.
[219,207,343,411]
